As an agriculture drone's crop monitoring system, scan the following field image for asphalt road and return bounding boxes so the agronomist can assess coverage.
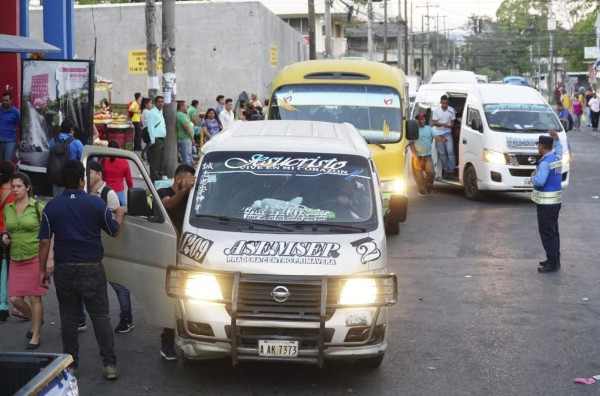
[2,127,599,395]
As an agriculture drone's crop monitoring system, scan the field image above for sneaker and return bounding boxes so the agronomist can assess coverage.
[418,190,426,197]
[114,317,134,333]
[160,346,178,361]
[0,310,8,323]
[103,363,118,380]
[77,322,87,332]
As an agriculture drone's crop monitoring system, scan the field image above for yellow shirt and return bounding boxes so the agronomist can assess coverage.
[561,94,571,110]
[129,100,141,122]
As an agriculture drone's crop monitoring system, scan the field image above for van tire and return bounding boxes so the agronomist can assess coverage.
[463,166,482,201]
[356,354,385,368]
[385,222,400,235]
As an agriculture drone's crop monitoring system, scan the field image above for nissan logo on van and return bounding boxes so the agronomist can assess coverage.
[271,286,291,303]
[528,156,537,165]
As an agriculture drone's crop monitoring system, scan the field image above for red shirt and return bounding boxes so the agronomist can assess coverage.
[102,158,133,193]
[0,189,16,232]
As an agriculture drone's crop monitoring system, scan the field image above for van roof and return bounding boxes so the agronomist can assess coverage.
[429,70,478,84]
[271,59,406,89]
[201,120,372,158]
[416,83,546,105]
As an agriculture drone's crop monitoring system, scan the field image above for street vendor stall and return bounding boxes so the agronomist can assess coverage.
[93,81,134,150]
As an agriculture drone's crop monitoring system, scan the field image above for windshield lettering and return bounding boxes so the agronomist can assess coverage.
[224,154,348,173]
[224,240,340,259]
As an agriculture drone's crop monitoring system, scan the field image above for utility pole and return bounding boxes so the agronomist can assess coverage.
[324,0,332,58]
[145,0,158,101]
[404,0,409,73]
[383,0,388,63]
[367,0,373,60]
[548,15,556,103]
[397,0,402,69]
[308,0,316,60]
[161,0,177,178]
[411,2,415,74]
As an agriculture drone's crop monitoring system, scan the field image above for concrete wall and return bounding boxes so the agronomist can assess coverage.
[29,2,307,109]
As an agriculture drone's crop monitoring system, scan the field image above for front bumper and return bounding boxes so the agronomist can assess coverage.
[477,162,570,191]
[167,266,395,366]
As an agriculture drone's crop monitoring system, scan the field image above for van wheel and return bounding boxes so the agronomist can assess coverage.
[463,166,481,201]
[356,354,385,368]
[385,222,400,235]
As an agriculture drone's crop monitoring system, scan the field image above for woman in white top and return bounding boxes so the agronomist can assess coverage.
[140,98,153,160]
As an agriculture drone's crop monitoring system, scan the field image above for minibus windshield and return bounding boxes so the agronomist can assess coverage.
[191,152,377,231]
[269,84,402,144]
[484,103,562,133]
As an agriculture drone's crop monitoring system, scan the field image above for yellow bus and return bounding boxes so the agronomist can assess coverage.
[267,60,418,234]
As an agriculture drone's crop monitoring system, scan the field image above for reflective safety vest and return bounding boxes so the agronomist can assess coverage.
[531,152,562,205]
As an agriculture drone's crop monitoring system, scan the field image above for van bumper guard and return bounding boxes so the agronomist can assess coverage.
[166,265,397,367]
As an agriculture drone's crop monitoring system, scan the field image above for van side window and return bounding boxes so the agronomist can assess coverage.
[466,107,482,132]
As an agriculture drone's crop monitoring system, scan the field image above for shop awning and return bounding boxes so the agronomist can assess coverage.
[0,34,61,53]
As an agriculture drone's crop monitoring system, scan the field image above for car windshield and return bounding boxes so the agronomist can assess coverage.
[484,103,562,133]
[269,84,403,144]
[191,151,377,231]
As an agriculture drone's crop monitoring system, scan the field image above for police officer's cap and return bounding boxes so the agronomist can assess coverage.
[536,135,554,148]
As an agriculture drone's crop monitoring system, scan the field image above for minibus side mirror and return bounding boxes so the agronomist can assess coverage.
[406,119,419,140]
[470,118,482,132]
[384,194,408,223]
[127,188,153,217]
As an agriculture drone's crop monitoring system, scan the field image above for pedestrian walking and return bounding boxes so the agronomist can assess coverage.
[0,160,15,322]
[47,119,84,197]
[588,93,600,131]
[0,92,21,162]
[2,173,46,349]
[156,164,196,361]
[38,160,127,379]
[584,87,594,127]
[88,160,134,334]
[146,96,167,181]
[409,113,441,196]
[101,141,133,206]
[531,131,563,273]
[572,96,583,131]
[176,101,194,165]
[432,95,457,179]
[128,93,143,151]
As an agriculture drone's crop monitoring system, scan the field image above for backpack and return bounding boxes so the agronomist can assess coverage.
[47,136,75,186]
[127,101,134,119]
[100,185,114,204]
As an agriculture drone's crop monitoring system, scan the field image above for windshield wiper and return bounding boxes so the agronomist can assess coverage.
[281,222,367,233]
[195,214,293,232]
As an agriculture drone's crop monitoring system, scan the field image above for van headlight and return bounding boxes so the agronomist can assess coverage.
[561,150,570,165]
[380,179,405,194]
[185,274,223,301]
[340,279,377,305]
[483,149,508,165]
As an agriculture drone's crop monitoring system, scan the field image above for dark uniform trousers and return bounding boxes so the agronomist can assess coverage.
[536,203,561,264]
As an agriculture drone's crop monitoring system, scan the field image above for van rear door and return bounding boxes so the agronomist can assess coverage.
[82,147,177,329]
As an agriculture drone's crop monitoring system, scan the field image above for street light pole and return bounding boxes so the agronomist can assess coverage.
[548,17,556,103]
[308,0,316,60]
[324,0,332,58]
[367,0,373,60]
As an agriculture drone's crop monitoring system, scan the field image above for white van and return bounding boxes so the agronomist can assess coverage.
[84,120,401,367]
[412,83,570,199]
[429,70,478,84]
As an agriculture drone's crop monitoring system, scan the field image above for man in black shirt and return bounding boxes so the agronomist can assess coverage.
[156,164,195,360]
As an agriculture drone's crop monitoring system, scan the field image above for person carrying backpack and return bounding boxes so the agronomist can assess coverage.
[47,119,84,197]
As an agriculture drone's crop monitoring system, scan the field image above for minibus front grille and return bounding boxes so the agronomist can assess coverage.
[513,154,541,166]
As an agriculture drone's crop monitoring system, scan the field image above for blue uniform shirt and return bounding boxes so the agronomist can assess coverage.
[49,133,84,160]
[0,105,21,141]
[38,190,120,263]
[532,140,562,188]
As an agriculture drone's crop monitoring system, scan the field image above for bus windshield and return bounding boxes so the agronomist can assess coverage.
[484,103,562,133]
[269,84,403,144]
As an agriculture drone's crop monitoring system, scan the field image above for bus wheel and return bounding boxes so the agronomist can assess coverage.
[385,222,400,235]
[464,166,482,201]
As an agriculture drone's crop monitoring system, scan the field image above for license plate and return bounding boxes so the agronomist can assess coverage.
[523,177,533,187]
[258,340,299,357]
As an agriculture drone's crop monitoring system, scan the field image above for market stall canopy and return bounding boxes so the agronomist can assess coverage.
[0,34,60,53]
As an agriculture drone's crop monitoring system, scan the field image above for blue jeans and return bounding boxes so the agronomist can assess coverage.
[178,138,193,165]
[115,191,126,206]
[435,132,456,172]
[79,282,132,322]
[0,141,16,162]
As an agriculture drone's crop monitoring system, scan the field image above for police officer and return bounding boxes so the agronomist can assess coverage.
[531,130,563,273]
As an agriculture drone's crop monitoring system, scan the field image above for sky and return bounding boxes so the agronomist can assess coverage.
[366,0,504,37]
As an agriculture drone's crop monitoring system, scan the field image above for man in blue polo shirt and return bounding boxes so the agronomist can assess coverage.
[39,160,127,380]
[0,92,21,162]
